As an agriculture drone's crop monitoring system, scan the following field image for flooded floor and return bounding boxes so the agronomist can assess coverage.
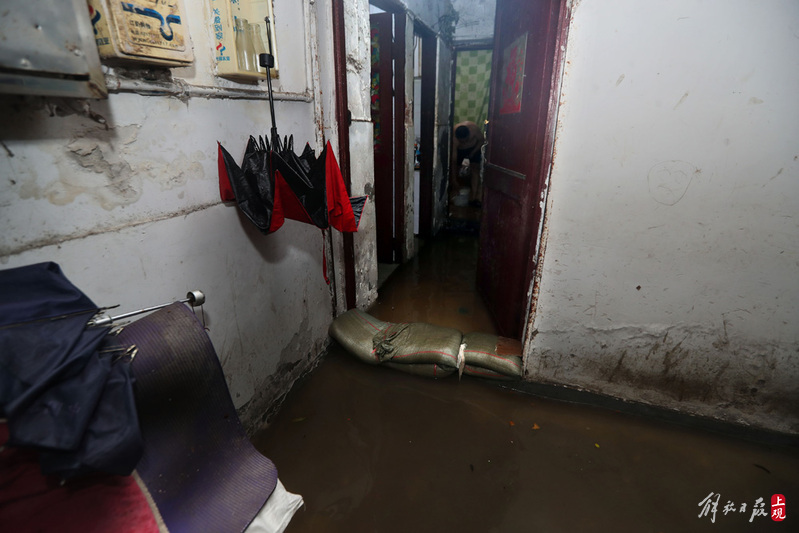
[252,231,799,532]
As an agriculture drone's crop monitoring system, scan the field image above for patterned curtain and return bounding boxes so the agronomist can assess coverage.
[453,49,492,132]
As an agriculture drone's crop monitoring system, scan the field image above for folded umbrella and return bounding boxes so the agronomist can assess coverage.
[272,134,366,233]
[217,18,366,236]
[218,133,366,235]
[0,262,142,479]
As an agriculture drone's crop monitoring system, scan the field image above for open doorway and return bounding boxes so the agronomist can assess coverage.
[448,46,493,232]
[370,6,404,267]
[476,0,570,339]
[368,0,570,341]
[371,5,438,288]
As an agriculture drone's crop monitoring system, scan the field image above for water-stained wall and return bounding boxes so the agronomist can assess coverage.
[529,0,799,434]
[343,0,380,310]
[0,0,375,431]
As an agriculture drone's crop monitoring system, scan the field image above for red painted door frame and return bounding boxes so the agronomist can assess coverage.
[477,0,570,338]
[371,12,395,264]
[392,14,407,261]
[370,12,406,264]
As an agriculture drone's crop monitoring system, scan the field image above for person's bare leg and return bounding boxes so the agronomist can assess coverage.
[469,164,481,204]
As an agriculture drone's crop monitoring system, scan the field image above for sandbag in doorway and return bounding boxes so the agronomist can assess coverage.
[329,310,522,380]
[329,309,462,378]
[461,332,523,381]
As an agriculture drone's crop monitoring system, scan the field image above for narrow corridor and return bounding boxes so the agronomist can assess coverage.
[252,231,799,532]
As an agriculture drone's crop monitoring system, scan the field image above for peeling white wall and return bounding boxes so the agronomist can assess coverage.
[344,0,380,309]
[529,0,799,434]
[400,13,417,260]
[0,0,364,431]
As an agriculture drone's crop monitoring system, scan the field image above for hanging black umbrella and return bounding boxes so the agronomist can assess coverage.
[218,18,366,236]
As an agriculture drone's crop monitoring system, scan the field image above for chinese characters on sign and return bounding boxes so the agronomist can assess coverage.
[698,493,786,524]
[210,7,230,61]
[772,494,786,522]
[214,8,224,40]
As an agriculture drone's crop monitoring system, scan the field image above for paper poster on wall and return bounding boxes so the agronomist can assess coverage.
[499,32,527,115]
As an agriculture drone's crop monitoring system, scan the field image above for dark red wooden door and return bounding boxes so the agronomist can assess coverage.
[370,13,396,263]
[477,0,569,338]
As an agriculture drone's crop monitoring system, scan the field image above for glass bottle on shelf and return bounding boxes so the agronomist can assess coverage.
[235,18,256,73]
[250,23,268,75]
